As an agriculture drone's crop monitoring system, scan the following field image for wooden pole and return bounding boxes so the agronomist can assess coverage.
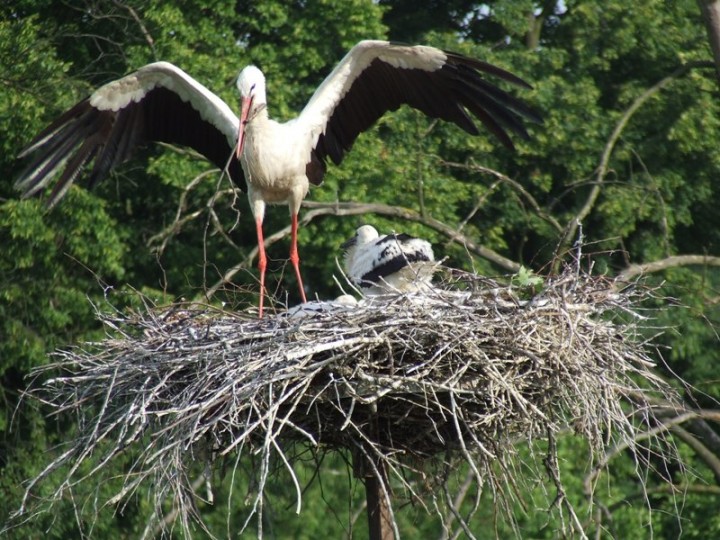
[364,456,394,540]
[353,409,395,540]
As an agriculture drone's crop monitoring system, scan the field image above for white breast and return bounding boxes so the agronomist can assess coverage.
[241,119,312,203]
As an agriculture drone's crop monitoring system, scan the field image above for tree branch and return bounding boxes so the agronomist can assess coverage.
[617,254,720,282]
[526,0,558,50]
[668,425,720,484]
[583,411,699,494]
[582,401,720,516]
[439,159,563,233]
[607,483,720,513]
[112,0,156,58]
[557,61,714,268]
[146,170,229,254]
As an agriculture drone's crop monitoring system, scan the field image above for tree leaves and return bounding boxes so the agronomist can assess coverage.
[3,0,720,536]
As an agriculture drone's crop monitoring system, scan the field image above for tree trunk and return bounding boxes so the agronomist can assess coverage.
[698,0,720,86]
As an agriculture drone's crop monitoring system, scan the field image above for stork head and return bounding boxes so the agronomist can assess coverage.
[341,225,379,271]
[354,225,380,246]
[235,65,267,158]
[342,225,379,249]
[236,65,266,100]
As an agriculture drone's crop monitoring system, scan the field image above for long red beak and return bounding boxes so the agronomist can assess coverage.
[236,96,253,159]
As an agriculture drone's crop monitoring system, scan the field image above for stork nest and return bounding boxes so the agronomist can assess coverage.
[15,264,679,537]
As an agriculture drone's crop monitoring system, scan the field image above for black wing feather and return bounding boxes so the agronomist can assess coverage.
[16,86,244,207]
[312,49,541,183]
[360,249,433,287]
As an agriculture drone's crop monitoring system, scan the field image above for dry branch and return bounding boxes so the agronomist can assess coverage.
[617,254,720,282]
[13,265,682,537]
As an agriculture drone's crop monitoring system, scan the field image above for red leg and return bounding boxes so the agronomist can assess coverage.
[255,217,267,318]
[289,213,307,304]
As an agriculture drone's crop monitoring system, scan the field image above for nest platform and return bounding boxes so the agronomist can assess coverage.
[16,267,677,537]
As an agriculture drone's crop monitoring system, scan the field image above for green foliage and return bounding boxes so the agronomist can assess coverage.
[511,265,545,298]
[2,0,720,537]
[235,0,387,118]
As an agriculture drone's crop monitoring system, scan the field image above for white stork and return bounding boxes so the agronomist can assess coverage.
[342,225,436,295]
[15,40,540,317]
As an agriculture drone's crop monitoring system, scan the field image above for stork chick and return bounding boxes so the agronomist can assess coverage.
[342,225,436,295]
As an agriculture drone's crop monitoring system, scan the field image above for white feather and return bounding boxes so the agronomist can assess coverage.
[90,62,239,145]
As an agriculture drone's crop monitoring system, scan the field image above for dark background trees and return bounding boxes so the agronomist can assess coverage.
[2,0,720,537]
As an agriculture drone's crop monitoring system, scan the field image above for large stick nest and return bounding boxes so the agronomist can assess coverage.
[16,264,678,536]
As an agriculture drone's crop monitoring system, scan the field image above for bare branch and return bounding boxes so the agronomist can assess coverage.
[439,159,563,233]
[111,0,156,57]
[617,254,720,282]
[607,483,720,513]
[439,469,476,540]
[668,425,720,484]
[148,188,203,252]
[141,474,207,540]
[304,201,521,269]
[584,411,696,496]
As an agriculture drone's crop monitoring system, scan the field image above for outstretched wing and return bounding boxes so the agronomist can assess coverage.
[299,40,541,185]
[16,62,243,206]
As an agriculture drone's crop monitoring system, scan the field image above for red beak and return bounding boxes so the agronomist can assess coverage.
[236,95,253,159]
